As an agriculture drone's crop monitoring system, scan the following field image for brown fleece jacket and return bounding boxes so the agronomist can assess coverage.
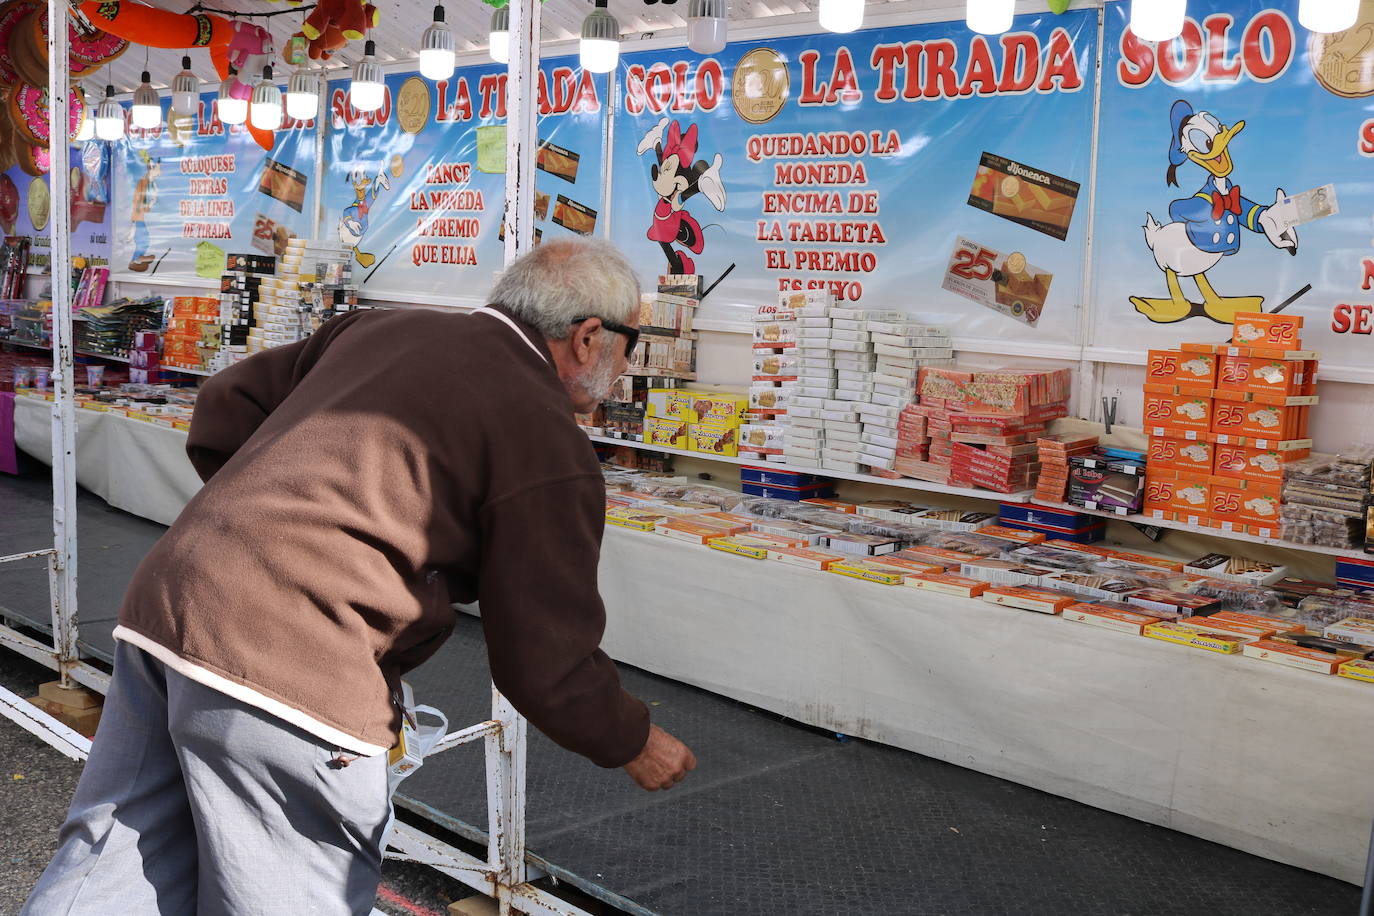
[116,305,650,767]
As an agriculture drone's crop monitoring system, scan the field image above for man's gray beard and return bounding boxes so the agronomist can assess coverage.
[578,349,623,404]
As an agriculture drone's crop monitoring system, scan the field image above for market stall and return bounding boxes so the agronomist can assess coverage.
[4,0,1374,903]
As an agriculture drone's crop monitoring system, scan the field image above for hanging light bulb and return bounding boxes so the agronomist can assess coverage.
[218,67,248,125]
[965,0,1013,35]
[351,40,385,112]
[1299,0,1358,33]
[130,70,161,129]
[1129,0,1186,42]
[171,56,199,116]
[286,64,320,122]
[490,6,510,65]
[581,0,620,73]
[687,0,727,54]
[419,4,456,80]
[818,0,863,34]
[94,84,125,141]
[250,65,283,130]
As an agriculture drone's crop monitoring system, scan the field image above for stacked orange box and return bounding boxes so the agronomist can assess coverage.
[916,366,1073,493]
[1034,433,1098,503]
[1142,313,1315,536]
[162,296,220,371]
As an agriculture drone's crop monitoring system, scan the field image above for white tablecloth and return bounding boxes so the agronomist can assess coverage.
[13,395,1372,883]
[14,395,202,526]
[598,529,1374,885]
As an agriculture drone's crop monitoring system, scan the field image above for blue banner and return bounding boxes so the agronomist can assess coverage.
[1093,0,1374,368]
[2,144,112,273]
[112,94,318,281]
[609,11,1097,341]
[323,58,607,299]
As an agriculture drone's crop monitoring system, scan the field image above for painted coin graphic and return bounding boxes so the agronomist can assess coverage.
[1309,2,1374,98]
[396,76,430,135]
[732,47,789,124]
[26,174,48,231]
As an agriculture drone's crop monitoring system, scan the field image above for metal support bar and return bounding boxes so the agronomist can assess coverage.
[0,547,58,565]
[503,0,540,262]
[0,623,112,695]
[430,719,503,754]
[487,687,529,915]
[46,0,79,688]
[0,684,91,760]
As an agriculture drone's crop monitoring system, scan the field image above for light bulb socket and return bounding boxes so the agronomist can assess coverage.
[104,84,115,100]
[688,0,726,20]
[288,66,319,96]
[582,3,619,40]
[364,40,377,58]
[421,18,455,53]
[431,3,445,22]
[182,55,191,70]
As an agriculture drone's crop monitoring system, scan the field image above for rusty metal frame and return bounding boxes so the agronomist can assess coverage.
[382,686,595,916]
[0,0,108,741]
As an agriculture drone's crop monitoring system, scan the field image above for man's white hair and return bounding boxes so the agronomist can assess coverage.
[491,238,641,339]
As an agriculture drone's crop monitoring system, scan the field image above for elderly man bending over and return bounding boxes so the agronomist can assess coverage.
[24,238,695,916]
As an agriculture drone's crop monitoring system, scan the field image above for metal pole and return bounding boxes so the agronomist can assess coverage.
[485,687,528,916]
[497,7,537,906]
[46,0,79,686]
[503,0,540,261]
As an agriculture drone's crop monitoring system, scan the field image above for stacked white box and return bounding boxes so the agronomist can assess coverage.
[778,290,836,468]
[858,319,953,472]
[749,297,803,463]
[814,307,887,473]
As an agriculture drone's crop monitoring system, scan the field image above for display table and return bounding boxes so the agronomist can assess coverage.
[12,395,1372,884]
[598,528,1374,885]
[13,395,202,526]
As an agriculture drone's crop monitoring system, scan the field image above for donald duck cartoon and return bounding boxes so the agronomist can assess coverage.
[338,164,391,268]
[1130,99,1298,324]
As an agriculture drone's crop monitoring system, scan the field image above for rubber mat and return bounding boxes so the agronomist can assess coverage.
[401,617,1362,916]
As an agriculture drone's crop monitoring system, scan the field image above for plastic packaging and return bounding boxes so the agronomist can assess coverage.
[925,530,1016,557]
[85,365,106,387]
[1185,579,1287,615]
[1004,544,1100,571]
[1296,595,1374,630]
[841,518,934,548]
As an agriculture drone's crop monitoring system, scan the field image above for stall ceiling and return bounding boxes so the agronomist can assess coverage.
[96,0,989,92]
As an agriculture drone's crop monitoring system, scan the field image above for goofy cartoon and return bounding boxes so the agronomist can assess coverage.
[635,117,726,275]
[1131,99,1298,324]
[338,164,391,268]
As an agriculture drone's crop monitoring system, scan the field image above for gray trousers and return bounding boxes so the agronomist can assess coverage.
[22,641,391,915]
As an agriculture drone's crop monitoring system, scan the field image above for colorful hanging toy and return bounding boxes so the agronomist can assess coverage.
[78,0,279,150]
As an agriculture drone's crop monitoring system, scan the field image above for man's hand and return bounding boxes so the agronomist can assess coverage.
[623,724,696,791]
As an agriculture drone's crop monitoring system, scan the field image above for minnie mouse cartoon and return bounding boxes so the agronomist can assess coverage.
[636,117,726,275]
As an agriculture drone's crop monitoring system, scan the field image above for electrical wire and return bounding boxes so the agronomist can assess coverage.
[187,2,316,17]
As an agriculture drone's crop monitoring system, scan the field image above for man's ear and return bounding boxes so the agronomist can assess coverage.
[570,318,602,366]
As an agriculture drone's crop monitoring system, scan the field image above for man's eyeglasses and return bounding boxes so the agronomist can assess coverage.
[570,316,640,359]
